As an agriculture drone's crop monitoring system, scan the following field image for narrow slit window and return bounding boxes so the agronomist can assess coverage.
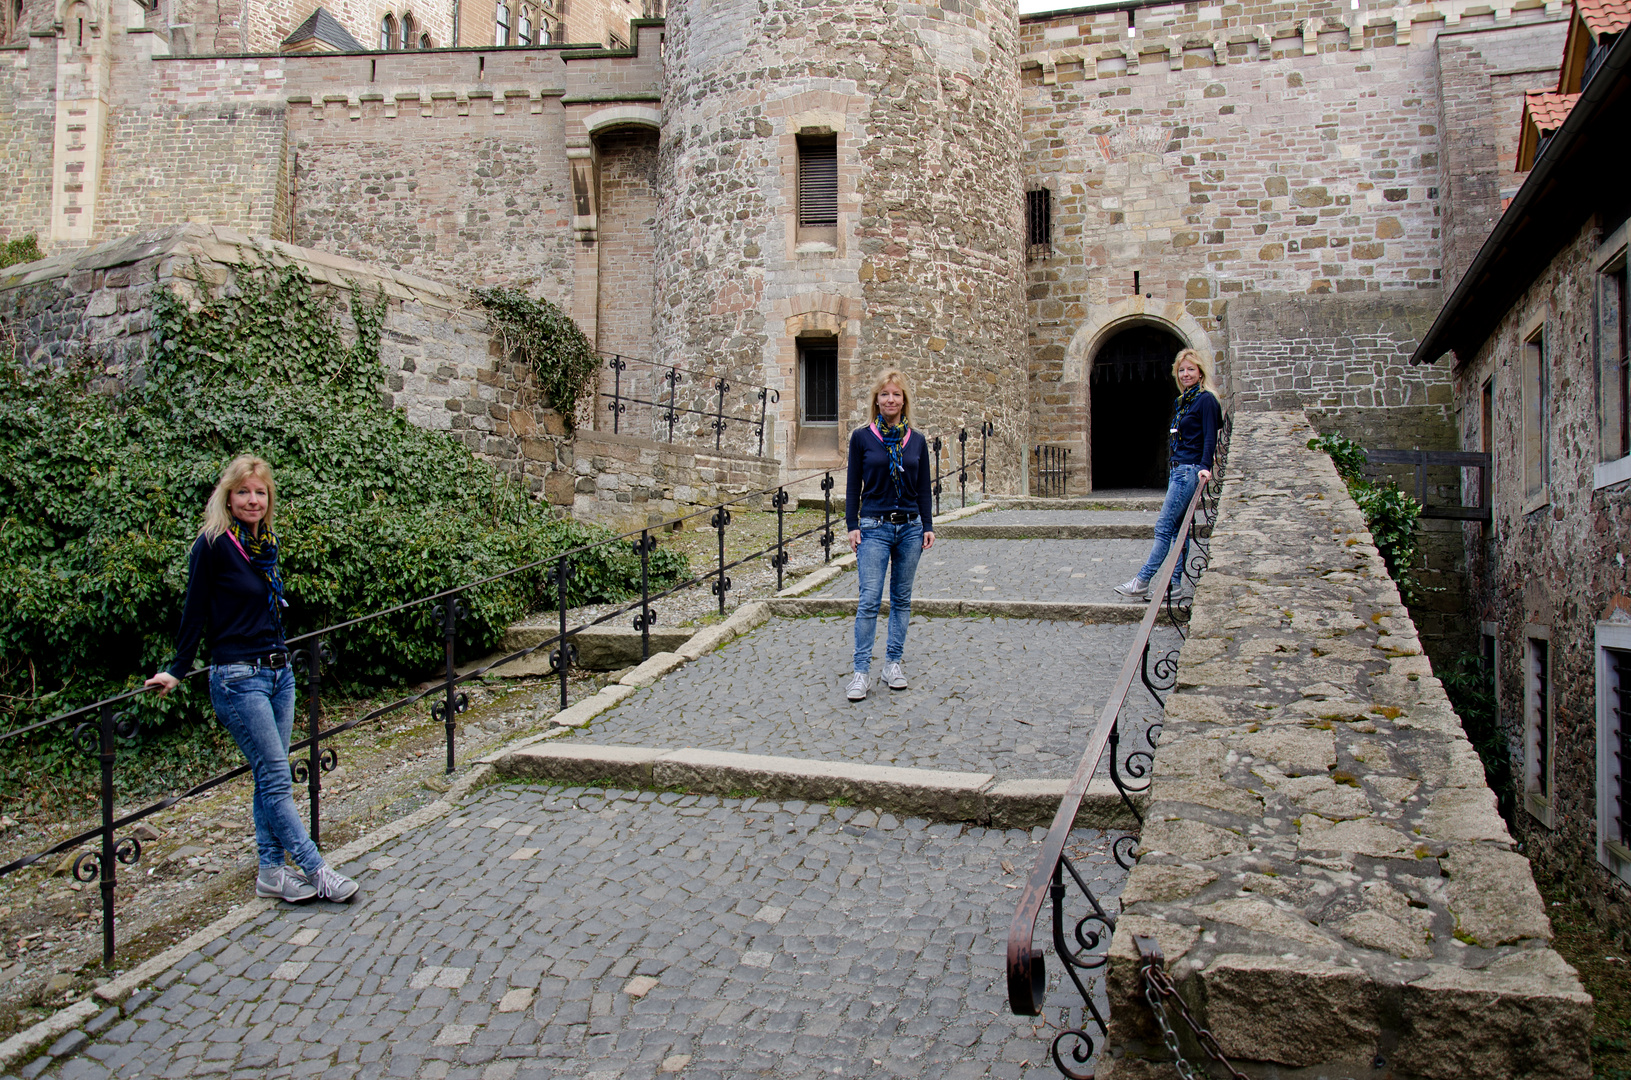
[1612,649,1630,848]
[1522,325,1549,503]
[797,137,838,230]
[800,341,839,425]
[1027,188,1052,257]
[1602,258,1629,461]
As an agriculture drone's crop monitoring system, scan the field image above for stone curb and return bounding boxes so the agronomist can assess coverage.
[933,523,1154,540]
[0,999,99,1076]
[762,597,1150,623]
[494,742,1142,829]
[988,497,1164,511]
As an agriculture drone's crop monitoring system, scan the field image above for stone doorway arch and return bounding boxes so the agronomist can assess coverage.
[1091,325,1184,489]
[1059,298,1216,490]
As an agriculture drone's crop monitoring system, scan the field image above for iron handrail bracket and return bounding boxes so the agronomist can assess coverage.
[1006,483,1206,1017]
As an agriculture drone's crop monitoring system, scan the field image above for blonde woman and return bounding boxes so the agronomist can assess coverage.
[1115,349,1222,600]
[144,456,358,905]
[843,371,935,701]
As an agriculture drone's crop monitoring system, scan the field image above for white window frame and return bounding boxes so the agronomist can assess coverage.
[1597,622,1631,885]
[495,0,509,45]
[1521,314,1551,514]
[1596,220,1631,489]
[1524,626,1555,827]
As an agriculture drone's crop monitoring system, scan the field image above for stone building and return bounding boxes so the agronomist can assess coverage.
[0,0,1599,568]
[1410,8,1631,943]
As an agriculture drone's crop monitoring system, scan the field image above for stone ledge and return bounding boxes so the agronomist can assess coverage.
[933,522,1155,540]
[493,743,1142,828]
[764,597,1149,623]
[1103,411,1590,1080]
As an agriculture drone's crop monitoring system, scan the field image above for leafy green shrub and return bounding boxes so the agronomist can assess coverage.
[1308,432,1423,602]
[473,286,601,429]
[0,258,685,786]
[0,234,43,270]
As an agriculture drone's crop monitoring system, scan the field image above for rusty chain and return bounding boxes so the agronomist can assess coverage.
[1135,936,1249,1080]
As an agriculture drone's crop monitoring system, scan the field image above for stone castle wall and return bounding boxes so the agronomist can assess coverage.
[1017,2,1566,490]
[0,35,56,247]
[653,0,1031,494]
[1452,219,1631,948]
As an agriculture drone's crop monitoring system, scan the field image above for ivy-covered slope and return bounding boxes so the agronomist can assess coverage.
[0,261,682,738]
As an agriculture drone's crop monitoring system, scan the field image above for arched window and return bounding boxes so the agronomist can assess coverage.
[518,7,531,46]
[380,12,397,49]
[401,12,416,48]
[539,21,552,45]
[419,32,431,48]
[494,0,509,45]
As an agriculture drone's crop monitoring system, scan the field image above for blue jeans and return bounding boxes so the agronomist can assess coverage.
[853,518,924,673]
[1136,464,1201,589]
[209,663,323,875]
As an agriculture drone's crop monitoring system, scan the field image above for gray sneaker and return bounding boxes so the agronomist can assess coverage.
[1113,577,1149,599]
[255,865,317,903]
[313,864,359,903]
[882,661,908,690]
[846,671,870,701]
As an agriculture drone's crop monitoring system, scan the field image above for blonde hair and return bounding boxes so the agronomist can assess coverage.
[868,369,913,425]
[202,455,276,541]
[1171,348,1213,391]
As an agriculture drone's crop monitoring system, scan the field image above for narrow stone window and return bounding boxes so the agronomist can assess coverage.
[380,13,397,49]
[401,12,416,48]
[419,32,431,48]
[796,134,838,248]
[800,340,839,425]
[1027,188,1052,259]
[518,7,531,46]
[1524,631,1554,827]
[495,1,509,45]
[1521,323,1548,506]
[1480,377,1494,538]
[1597,625,1631,884]
[1601,256,1629,463]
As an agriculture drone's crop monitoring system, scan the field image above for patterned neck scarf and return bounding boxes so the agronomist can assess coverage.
[876,416,909,501]
[230,519,286,636]
[1169,385,1203,459]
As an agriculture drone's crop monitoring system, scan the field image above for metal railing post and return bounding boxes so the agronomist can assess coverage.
[772,487,790,592]
[635,531,653,662]
[821,473,835,562]
[711,505,733,615]
[932,436,943,517]
[94,704,116,966]
[607,355,627,434]
[551,558,574,712]
[980,420,993,500]
[437,594,465,774]
[712,378,729,450]
[958,428,968,509]
[755,387,780,458]
[304,638,324,844]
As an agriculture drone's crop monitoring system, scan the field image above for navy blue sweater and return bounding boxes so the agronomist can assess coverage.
[845,424,935,532]
[166,532,286,679]
[1171,391,1222,471]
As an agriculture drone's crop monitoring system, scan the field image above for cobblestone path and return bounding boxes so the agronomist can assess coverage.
[957,510,1158,528]
[37,788,1123,1080]
[18,503,1153,1080]
[813,540,1152,601]
[574,616,1171,780]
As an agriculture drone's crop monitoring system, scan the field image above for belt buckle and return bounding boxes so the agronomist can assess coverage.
[264,652,288,670]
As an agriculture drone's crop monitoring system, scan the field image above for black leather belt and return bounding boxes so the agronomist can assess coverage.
[251,652,290,670]
[878,512,918,524]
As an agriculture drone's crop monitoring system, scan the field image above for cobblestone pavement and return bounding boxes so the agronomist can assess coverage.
[814,540,1154,601]
[574,616,1172,781]
[35,785,1128,1080]
[954,510,1159,529]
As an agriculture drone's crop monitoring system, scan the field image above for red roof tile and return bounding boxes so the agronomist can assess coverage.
[1525,90,1581,133]
[1578,0,1631,38]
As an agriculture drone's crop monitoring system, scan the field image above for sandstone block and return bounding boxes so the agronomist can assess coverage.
[1442,845,1552,946]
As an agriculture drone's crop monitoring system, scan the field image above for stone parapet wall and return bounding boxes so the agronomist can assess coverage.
[1103,410,1589,1079]
[570,427,783,531]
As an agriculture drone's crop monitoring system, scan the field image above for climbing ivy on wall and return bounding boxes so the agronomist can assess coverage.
[0,234,43,270]
[1308,432,1424,604]
[0,257,683,786]
[473,286,601,428]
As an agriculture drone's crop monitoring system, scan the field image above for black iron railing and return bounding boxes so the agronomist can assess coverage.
[0,468,841,965]
[931,422,997,516]
[1035,444,1070,497]
[1006,412,1233,1079]
[599,351,779,457]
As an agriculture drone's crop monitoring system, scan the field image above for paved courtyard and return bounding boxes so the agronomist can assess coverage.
[813,540,1154,602]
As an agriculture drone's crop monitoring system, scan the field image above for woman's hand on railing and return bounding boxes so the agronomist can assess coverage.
[142,672,179,698]
[1198,469,1212,485]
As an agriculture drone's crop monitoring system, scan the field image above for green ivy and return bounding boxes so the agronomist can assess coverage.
[0,234,43,270]
[1307,432,1424,603]
[0,257,685,786]
[473,286,601,429]
[1438,650,1516,826]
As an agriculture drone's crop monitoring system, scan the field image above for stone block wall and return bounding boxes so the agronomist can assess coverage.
[1451,219,1631,948]
[1104,410,1590,1080]
[0,35,56,247]
[570,428,782,531]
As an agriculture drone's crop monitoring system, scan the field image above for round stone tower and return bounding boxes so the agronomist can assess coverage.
[654,0,1030,491]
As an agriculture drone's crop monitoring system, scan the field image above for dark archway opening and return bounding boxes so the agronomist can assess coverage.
[1090,324,1183,490]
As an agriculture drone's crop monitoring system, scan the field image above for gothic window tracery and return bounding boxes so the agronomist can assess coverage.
[518,7,531,46]
[380,12,397,49]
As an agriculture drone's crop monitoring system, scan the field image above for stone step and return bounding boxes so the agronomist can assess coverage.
[763,596,1152,622]
[934,522,1155,539]
[493,741,1141,829]
[467,625,697,675]
[989,495,1166,511]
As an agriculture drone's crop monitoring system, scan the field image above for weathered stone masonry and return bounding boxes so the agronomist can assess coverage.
[1105,411,1588,1079]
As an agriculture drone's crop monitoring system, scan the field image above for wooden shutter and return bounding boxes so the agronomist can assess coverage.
[798,139,838,228]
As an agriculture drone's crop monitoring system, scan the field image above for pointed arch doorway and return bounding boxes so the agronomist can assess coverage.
[1090,324,1183,490]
